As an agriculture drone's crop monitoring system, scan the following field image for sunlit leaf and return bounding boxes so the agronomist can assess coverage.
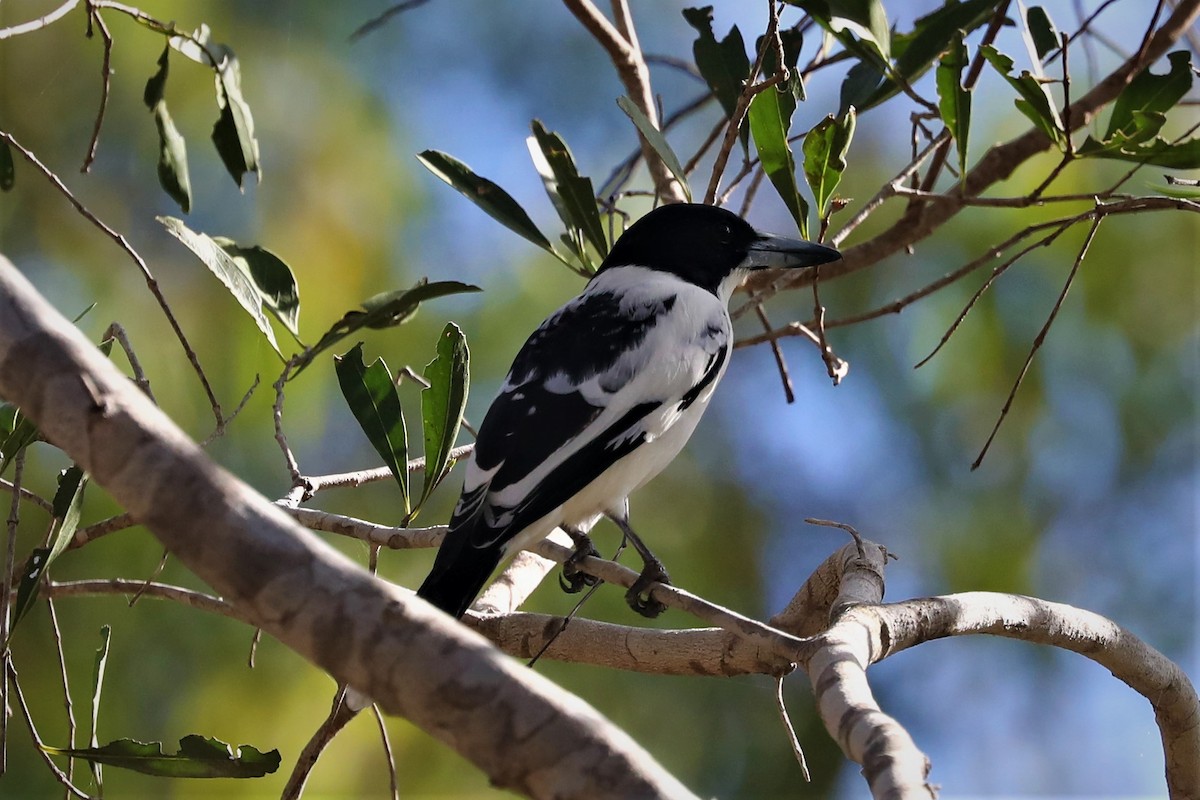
[211,53,261,189]
[936,31,971,175]
[335,344,409,513]
[861,0,999,110]
[615,97,693,202]
[213,239,301,337]
[157,216,281,356]
[419,323,469,511]
[683,6,751,150]
[43,735,281,779]
[0,138,13,191]
[528,120,608,262]
[785,0,891,62]
[0,403,38,478]
[153,103,192,213]
[1105,51,1193,141]
[1026,6,1060,60]
[291,280,480,378]
[748,85,808,237]
[168,24,215,65]
[979,44,1066,148]
[416,150,555,253]
[8,467,89,637]
[803,107,856,218]
[1077,131,1200,168]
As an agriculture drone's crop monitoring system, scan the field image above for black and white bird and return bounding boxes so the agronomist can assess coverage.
[417,203,840,619]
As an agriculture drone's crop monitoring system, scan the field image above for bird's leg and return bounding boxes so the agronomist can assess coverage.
[559,525,601,594]
[607,514,670,618]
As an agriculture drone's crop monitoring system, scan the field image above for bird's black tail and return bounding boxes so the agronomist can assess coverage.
[416,525,504,619]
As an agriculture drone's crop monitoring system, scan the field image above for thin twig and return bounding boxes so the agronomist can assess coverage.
[5,662,95,799]
[775,676,810,782]
[81,4,113,173]
[0,478,54,515]
[369,703,401,800]
[753,303,795,403]
[0,130,224,429]
[0,0,81,40]
[101,323,156,404]
[46,598,78,786]
[972,215,1104,470]
[348,0,432,42]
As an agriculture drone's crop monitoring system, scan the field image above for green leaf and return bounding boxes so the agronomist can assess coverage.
[416,150,555,253]
[785,0,891,62]
[682,6,751,150]
[291,280,480,378]
[979,44,1066,148]
[212,240,301,337]
[936,31,971,175]
[211,53,261,189]
[802,106,856,218]
[89,625,111,788]
[1152,177,1200,199]
[157,216,282,356]
[43,735,281,779]
[335,344,409,513]
[419,323,469,511]
[1,136,15,191]
[1077,133,1200,169]
[862,0,1000,109]
[145,46,192,213]
[615,97,693,202]
[153,103,193,213]
[8,467,89,637]
[756,25,806,101]
[748,85,809,237]
[528,120,608,264]
[1025,7,1059,61]
[0,403,38,478]
[1105,51,1193,141]
[839,58,886,115]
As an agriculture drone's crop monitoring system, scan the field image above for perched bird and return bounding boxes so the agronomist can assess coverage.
[417,203,840,619]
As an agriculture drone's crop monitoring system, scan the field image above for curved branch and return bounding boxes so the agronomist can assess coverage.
[864,593,1200,799]
[0,255,696,800]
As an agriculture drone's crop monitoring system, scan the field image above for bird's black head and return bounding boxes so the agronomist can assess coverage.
[595,203,840,297]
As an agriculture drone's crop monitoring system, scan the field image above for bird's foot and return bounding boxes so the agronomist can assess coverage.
[559,532,601,594]
[625,559,670,618]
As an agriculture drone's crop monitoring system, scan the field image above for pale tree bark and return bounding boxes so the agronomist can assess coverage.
[0,255,697,800]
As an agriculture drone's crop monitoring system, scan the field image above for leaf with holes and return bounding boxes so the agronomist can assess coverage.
[43,735,281,779]
[979,44,1066,149]
[683,6,750,151]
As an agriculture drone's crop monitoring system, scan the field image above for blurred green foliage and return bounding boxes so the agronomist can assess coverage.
[0,1,1194,797]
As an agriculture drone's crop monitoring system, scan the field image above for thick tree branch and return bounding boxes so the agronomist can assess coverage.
[0,255,696,800]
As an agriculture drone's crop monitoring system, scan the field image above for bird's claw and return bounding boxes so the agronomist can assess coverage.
[625,562,670,618]
[559,537,601,594]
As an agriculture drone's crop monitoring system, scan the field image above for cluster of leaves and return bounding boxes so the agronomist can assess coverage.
[417,116,616,277]
[141,22,261,212]
[335,323,470,524]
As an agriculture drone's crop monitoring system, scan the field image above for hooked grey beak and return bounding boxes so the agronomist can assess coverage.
[744,233,841,270]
